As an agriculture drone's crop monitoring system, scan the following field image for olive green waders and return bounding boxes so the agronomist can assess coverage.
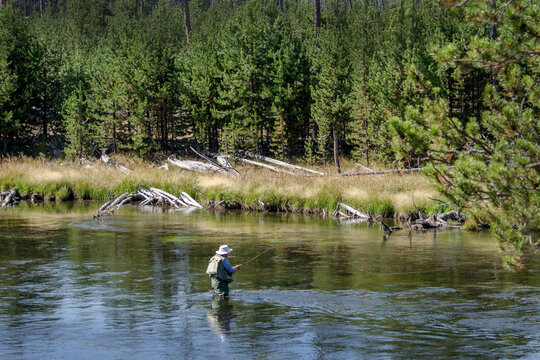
[210,275,230,298]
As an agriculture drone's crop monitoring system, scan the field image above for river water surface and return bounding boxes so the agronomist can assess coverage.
[0,202,539,359]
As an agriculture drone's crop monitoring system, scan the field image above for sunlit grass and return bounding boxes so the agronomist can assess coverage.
[0,156,440,217]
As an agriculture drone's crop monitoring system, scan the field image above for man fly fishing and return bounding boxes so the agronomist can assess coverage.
[206,245,242,299]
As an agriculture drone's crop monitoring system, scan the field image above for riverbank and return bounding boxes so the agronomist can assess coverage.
[0,156,442,218]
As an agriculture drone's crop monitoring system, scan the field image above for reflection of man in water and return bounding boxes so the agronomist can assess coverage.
[206,245,242,299]
[207,294,236,339]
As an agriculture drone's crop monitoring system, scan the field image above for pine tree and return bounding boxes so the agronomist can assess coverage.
[395,0,540,266]
[311,9,352,172]
[216,0,277,153]
[62,84,99,160]
[270,15,311,159]
[0,3,46,154]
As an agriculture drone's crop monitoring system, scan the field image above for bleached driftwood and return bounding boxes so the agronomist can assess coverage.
[237,150,324,175]
[149,187,187,207]
[342,167,424,176]
[354,163,375,173]
[191,147,240,176]
[109,193,130,208]
[333,202,376,223]
[180,191,203,208]
[235,157,296,175]
[215,155,240,175]
[338,202,370,220]
[1,189,19,208]
[94,186,203,219]
[158,163,169,171]
[167,158,225,174]
[100,154,132,174]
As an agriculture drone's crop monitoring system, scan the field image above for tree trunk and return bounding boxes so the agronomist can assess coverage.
[333,124,341,173]
[184,0,191,43]
[112,119,117,153]
[42,114,47,144]
[314,0,321,37]
[278,0,283,12]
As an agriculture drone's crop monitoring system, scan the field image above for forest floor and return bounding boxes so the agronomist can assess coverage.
[0,156,443,218]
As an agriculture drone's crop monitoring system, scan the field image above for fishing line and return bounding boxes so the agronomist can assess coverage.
[243,231,302,265]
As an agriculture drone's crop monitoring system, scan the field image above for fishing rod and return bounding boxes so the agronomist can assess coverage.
[243,231,302,265]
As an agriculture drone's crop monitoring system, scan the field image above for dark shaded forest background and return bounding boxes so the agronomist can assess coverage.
[0,0,483,167]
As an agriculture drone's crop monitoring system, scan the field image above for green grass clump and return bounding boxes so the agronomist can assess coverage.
[55,185,73,201]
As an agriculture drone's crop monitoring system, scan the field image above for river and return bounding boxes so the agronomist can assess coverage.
[0,202,539,359]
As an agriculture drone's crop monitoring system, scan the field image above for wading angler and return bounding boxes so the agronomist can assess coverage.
[206,245,242,299]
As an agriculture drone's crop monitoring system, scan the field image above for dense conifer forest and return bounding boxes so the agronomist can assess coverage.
[0,0,538,262]
[0,0,485,162]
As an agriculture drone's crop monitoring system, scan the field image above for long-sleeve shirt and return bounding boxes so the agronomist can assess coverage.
[221,258,234,274]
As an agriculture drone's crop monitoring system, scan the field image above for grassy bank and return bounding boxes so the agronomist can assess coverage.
[0,156,441,218]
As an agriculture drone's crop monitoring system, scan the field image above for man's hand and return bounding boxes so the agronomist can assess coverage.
[231,264,242,274]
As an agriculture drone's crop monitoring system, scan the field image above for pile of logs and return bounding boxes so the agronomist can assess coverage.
[164,148,324,176]
[94,186,203,219]
[407,210,467,231]
[1,188,20,208]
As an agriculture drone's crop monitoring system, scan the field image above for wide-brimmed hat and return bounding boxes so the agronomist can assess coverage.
[216,245,233,255]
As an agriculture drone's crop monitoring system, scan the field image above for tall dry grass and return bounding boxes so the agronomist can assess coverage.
[0,156,440,216]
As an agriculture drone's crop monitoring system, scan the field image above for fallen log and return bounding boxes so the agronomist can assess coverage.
[415,214,449,229]
[237,150,325,175]
[98,200,112,212]
[100,154,132,174]
[338,202,370,220]
[342,167,424,176]
[191,147,240,176]
[118,194,139,207]
[354,163,375,173]
[407,218,426,232]
[180,191,203,208]
[94,186,203,219]
[235,157,296,175]
[439,210,467,222]
[215,155,239,174]
[337,211,351,218]
[149,187,187,207]
[1,189,19,208]
[167,158,225,174]
[109,193,130,209]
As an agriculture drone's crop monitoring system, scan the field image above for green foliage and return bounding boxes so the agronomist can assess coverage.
[394,0,540,263]
[62,83,100,159]
[4,0,469,165]
[0,4,47,154]
[311,9,352,171]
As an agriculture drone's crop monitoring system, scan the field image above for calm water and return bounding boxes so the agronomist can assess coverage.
[0,202,539,359]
